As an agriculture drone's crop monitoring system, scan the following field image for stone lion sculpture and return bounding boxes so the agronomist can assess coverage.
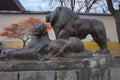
[0,24,50,59]
[36,24,85,58]
[47,37,85,57]
[46,6,109,53]
[0,24,85,59]
[0,41,5,55]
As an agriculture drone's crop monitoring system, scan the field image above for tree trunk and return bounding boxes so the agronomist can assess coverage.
[71,0,75,11]
[60,0,64,7]
[22,40,26,48]
[106,0,120,43]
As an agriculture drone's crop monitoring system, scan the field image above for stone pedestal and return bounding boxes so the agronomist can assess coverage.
[0,54,111,80]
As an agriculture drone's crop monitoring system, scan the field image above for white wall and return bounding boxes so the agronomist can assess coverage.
[0,13,118,41]
[80,14,117,41]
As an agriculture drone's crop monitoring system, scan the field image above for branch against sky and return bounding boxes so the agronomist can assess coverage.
[19,0,118,14]
[45,0,110,13]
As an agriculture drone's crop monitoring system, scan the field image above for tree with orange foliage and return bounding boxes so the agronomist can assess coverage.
[0,17,44,47]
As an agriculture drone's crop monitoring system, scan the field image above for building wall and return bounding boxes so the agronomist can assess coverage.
[0,13,119,52]
[80,14,117,41]
[0,13,118,41]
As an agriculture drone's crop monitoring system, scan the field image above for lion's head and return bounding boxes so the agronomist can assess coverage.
[33,24,47,36]
[46,7,79,27]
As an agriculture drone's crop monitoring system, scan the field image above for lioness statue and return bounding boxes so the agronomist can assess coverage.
[46,6,109,53]
[36,24,85,58]
[0,24,86,59]
[0,24,50,59]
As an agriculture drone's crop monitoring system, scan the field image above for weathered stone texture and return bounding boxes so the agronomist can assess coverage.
[0,72,18,80]
[110,68,120,80]
[19,71,55,80]
[57,70,77,80]
[0,54,114,80]
[0,68,119,80]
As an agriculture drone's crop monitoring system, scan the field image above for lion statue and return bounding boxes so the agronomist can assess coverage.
[36,24,85,58]
[0,24,50,59]
[46,6,109,53]
[0,24,86,59]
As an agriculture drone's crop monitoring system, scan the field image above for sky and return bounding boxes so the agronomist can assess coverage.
[19,0,119,13]
[19,0,60,11]
[19,0,109,13]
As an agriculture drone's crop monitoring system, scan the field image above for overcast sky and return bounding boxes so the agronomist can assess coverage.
[19,0,108,13]
[19,0,119,13]
[19,0,60,11]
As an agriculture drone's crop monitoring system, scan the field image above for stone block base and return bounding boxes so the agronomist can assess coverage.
[0,54,115,80]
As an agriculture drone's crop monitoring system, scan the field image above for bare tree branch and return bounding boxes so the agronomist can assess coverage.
[106,0,115,15]
[85,0,97,13]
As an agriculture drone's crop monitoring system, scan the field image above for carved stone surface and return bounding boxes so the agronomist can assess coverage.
[19,71,55,80]
[110,68,120,80]
[0,68,119,80]
[0,24,50,59]
[0,7,110,60]
[46,37,85,57]
[46,7,109,53]
[0,24,87,59]
[57,70,77,80]
[0,54,115,80]
[0,41,5,55]
[0,54,110,71]
[0,72,18,80]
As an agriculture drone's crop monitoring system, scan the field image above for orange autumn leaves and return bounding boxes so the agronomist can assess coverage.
[1,24,22,38]
[0,17,53,47]
[0,17,53,38]
[0,17,44,38]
